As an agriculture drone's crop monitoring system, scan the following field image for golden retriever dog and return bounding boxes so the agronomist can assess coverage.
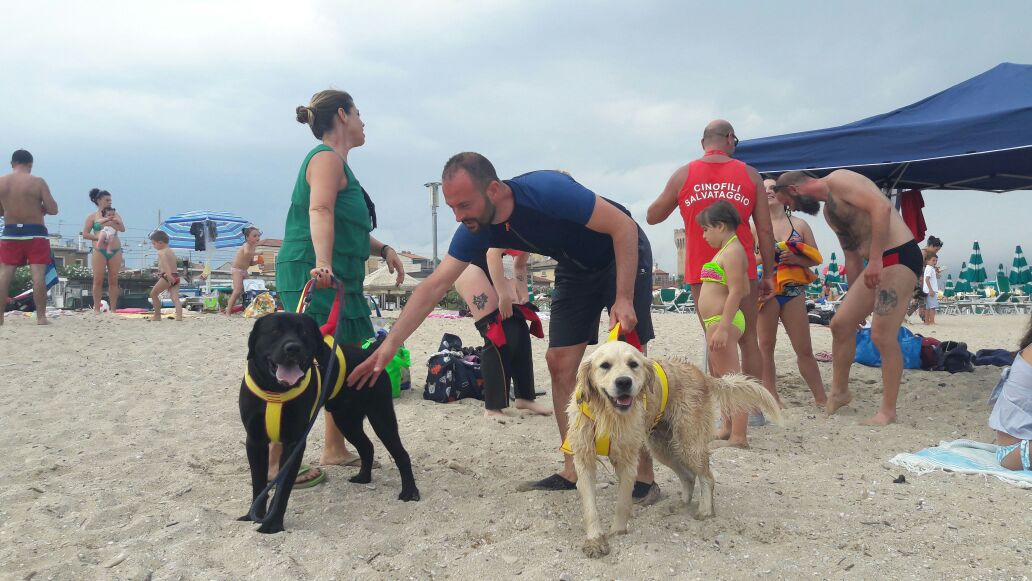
[567,341,782,558]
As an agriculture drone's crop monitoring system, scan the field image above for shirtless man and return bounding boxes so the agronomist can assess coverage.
[774,170,921,425]
[0,150,59,326]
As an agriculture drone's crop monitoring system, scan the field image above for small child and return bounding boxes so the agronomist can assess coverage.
[149,230,183,321]
[696,201,751,447]
[96,207,118,253]
[226,226,261,315]
[922,254,939,325]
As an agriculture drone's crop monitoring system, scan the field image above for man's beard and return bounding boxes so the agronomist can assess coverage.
[463,198,496,232]
[795,195,821,215]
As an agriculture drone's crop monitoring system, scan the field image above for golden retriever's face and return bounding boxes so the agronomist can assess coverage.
[579,342,649,413]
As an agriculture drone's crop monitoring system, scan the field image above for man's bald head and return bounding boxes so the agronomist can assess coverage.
[701,120,737,153]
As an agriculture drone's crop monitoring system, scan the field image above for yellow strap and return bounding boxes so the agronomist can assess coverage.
[244,365,320,443]
[607,323,621,343]
[561,361,668,456]
[323,335,347,401]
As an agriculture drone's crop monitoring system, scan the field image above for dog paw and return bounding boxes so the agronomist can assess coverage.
[582,537,610,558]
[349,472,372,484]
[693,509,715,521]
[256,522,285,534]
[398,486,421,502]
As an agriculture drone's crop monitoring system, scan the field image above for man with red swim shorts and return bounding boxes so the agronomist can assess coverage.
[646,120,776,446]
[0,149,59,326]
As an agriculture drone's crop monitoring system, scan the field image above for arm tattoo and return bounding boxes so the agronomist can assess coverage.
[874,288,898,316]
[472,292,488,310]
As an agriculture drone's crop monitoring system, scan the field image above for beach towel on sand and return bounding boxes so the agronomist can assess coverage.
[889,439,1032,489]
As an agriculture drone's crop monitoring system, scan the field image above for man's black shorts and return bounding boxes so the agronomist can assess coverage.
[548,228,655,348]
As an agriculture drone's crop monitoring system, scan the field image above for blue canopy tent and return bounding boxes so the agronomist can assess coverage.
[736,63,1032,193]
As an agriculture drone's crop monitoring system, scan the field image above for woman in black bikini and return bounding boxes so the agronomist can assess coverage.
[752,179,827,408]
[81,188,125,312]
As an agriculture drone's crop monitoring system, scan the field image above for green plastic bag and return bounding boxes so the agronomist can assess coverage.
[362,341,411,398]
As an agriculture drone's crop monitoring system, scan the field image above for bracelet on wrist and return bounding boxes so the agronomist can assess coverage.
[380,245,392,259]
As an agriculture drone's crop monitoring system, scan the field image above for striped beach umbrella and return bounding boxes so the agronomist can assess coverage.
[158,211,253,250]
[967,241,988,284]
[824,252,841,285]
[996,263,1011,294]
[1011,245,1030,285]
[955,268,974,293]
[943,274,956,298]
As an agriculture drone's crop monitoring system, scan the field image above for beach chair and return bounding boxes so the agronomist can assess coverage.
[652,287,678,313]
[671,290,695,314]
[988,292,1016,315]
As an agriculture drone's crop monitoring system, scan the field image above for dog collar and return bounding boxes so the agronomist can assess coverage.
[561,361,669,457]
[244,364,321,443]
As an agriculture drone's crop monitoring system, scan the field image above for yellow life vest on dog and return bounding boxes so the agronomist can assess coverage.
[560,326,669,456]
[243,335,347,443]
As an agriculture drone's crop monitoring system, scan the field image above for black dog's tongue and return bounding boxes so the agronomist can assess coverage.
[276,363,305,386]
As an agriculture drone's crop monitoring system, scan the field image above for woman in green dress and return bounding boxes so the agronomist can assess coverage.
[274,89,404,485]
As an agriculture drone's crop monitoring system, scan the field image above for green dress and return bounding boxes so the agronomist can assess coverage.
[276,144,373,344]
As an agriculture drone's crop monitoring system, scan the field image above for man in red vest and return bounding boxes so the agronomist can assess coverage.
[647,120,776,446]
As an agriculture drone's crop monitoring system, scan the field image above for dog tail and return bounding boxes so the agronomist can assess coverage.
[707,374,783,425]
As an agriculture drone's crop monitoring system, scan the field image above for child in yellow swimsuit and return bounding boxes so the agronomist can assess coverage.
[696,201,751,447]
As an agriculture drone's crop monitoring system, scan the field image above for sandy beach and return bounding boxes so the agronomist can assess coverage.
[1,310,1029,580]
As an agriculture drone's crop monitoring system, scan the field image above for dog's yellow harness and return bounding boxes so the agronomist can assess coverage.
[560,326,669,456]
[243,335,347,443]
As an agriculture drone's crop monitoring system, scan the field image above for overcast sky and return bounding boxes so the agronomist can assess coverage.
[3,1,1030,277]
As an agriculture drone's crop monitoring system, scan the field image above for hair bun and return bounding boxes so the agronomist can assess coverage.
[295,106,314,125]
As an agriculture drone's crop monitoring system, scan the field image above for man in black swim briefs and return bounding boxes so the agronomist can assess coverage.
[775,169,920,426]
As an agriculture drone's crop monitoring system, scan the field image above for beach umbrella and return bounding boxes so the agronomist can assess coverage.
[159,211,253,292]
[943,274,956,298]
[824,252,841,285]
[808,268,823,296]
[1010,245,1030,285]
[158,211,253,250]
[967,241,988,284]
[996,264,1011,294]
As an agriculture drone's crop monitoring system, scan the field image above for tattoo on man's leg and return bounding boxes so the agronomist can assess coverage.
[472,292,488,310]
[874,288,898,316]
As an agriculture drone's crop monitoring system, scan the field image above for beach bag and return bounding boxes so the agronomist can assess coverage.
[423,334,484,403]
[854,327,922,369]
[243,292,276,318]
[917,336,943,370]
[935,341,975,374]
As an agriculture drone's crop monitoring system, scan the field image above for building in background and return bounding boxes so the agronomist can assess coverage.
[255,239,281,276]
[674,228,686,282]
[49,234,90,269]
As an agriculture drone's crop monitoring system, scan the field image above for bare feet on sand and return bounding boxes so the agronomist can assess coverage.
[711,438,749,449]
[824,390,853,416]
[514,399,553,416]
[860,411,896,426]
[713,427,731,441]
[319,451,361,466]
[484,409,507,418]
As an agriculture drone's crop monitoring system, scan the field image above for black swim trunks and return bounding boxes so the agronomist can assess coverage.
[549,227,655,348]
[881,239,922,279]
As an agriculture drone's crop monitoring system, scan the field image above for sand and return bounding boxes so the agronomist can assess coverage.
[1,310,1029,580]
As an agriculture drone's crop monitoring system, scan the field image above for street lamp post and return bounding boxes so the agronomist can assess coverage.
[424,181,442,268]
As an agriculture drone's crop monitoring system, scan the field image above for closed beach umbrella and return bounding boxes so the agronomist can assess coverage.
[996,263,1011,293]
[955,265,973,293]
[824,252,841,285]
[1011,245,1030,285]
[967,241,988,284]
[943,274,955,298]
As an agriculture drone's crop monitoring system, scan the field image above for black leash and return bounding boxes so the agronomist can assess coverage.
[248,277,346,523]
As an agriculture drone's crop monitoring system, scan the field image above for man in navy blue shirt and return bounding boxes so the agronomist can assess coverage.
[351,152,660,502]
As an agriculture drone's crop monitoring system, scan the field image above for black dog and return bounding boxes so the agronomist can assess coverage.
[238,312,419,534]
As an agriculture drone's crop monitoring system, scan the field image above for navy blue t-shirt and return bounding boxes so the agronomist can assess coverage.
[447,171,631,272]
